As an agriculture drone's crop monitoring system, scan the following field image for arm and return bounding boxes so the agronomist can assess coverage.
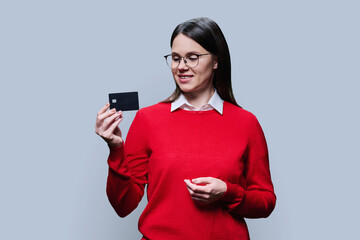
[184,115,276,218]
[106,110,150,218]
[221,115,276,218]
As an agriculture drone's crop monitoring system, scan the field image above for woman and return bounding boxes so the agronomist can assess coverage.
[95,17,276,240]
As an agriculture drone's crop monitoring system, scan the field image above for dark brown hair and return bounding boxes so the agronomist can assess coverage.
[163,17,240,107]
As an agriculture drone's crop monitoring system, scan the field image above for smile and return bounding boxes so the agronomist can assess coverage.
[178,75,193,83]
[179,75,193,79]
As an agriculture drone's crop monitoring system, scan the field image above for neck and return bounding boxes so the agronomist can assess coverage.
[183,87,215,109]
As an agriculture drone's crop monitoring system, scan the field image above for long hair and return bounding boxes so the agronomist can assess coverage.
[163,17,240,107]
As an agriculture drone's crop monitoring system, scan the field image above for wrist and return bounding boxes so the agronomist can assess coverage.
[107,140,123,149]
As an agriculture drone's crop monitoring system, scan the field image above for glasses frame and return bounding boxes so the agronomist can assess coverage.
[164,53,211,69]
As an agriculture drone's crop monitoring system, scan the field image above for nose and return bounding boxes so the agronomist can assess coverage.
[178,57,188,69]
[178,57,188,70]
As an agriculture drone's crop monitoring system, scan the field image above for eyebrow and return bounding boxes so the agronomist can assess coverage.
[171,51,202,56]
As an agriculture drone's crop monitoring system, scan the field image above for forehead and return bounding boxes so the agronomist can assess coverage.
[171,34,207,54]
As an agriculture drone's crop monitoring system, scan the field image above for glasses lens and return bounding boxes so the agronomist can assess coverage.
[165,55,200,68]
[185,55,199,68]
[165,55,179,69]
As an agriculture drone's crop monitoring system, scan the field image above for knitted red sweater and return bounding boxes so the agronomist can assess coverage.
[106,102,276,240]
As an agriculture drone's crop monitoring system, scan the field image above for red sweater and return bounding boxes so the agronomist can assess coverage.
[106,102,276,240]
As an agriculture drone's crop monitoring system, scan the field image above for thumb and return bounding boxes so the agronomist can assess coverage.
[192,177,213,185]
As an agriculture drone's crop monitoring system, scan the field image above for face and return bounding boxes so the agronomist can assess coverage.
[171,34,218,95]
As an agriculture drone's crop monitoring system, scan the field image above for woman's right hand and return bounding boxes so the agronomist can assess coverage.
[95,103,124,148]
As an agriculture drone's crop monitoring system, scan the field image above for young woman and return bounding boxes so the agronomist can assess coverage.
[95,17,276,240]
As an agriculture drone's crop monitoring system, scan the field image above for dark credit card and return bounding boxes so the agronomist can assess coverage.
[109,92,139,111]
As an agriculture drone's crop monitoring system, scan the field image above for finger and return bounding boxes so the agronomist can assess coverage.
[186,187,208,199]
[97,103,110,116]
[186,185,195,195]
[100,117,122,139]
[191,195,208,202]
[192,194,210,201]
[184,179,200,191]
[184,179,196,190]
[106,114,123,134]
[102,111,122,130]
[186,186,208,197]
[192,177,214,185]
[189,192,209,203]
[184,179,209,193]
[96,108,117,127]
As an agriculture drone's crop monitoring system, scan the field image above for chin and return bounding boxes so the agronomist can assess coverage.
[178,85,195,93]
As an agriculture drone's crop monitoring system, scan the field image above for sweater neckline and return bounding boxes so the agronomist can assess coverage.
[171,108,220,115]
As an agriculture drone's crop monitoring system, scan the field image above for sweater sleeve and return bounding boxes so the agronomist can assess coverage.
[221,115,276,218]
[106,110,150,218]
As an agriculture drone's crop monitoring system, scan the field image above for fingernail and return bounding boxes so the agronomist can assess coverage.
[106,103,110,106]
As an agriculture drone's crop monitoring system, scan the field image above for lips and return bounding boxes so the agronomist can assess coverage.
[178,74,194,83]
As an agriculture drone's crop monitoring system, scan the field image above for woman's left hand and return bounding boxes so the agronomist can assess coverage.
[184,177,227,204]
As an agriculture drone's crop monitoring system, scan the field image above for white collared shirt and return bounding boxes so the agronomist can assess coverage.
[170,90,224,115]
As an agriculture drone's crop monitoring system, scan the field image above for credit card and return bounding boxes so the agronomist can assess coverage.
[109,92,139,111]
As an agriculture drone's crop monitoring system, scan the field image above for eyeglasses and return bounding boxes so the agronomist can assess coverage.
[164,53,211,69]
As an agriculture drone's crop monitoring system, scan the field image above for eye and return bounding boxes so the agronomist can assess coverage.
[172,56,181,62]
[187,55,199,62]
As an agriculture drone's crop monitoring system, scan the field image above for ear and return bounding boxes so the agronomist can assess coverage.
[213,56,218,70]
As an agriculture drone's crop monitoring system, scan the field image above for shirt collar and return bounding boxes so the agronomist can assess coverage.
[171,90,224,115]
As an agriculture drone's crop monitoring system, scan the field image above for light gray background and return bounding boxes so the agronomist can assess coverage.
[1,0,359,239]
